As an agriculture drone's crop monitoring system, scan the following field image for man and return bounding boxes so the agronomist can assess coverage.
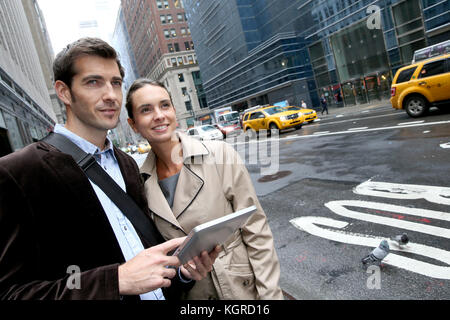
[320,94,329,115]
[0,38,218,300]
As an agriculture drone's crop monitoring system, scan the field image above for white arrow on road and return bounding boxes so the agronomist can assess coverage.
[354,180,450,206]
[290,216,450,279]
[290,180,450,279]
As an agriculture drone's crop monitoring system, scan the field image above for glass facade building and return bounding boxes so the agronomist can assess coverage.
[184,0,449,111]
[111,6,141,146]
[0,1,56,157]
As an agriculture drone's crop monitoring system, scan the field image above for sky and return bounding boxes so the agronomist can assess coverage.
[37,0,121,57]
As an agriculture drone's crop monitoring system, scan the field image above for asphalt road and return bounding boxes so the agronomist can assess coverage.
[132,104,450,300]
[242,104,450,300]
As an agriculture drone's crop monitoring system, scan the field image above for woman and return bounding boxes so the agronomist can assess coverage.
[126,79,283,300]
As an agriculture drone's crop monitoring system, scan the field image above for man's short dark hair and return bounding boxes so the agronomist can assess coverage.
[125,78,173,120]
[53,37,125,88]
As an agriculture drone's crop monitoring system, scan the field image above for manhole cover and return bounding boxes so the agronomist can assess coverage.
[258,170,292,182]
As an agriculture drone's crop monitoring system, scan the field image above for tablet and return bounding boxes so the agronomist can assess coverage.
[172,205,257,264]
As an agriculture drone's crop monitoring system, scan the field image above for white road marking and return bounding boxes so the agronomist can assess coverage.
[347,127,369,131]
[290,180,450,279]
[290,216,450,279]
[232,120,450,146]
[423,130,431,133]
[336,115,344,118]
[313,131,330,135]
[397,120,425,126]
[440,142,450,149]
[274,119,450,142]
[324,200,450,238]
[354,180,450,206]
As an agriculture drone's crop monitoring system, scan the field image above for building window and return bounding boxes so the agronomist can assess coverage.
[178,73,185,82]
[168,43,174,52]
[188,55,194,64]
[178,57,184,66]
[156,0,163,9]
[160,15,166,24]
[163,0,169,9]
[171,57,177,66]
[185,101,192,111]
[170,28,177,37]
[180,27,186,36]
[174,43,180,52]
[164,29,170,39]
[181,87,187,96]
[174,0,181,8]
[184,41,191,50]
[177,13,183,21]
[167,14,173,23]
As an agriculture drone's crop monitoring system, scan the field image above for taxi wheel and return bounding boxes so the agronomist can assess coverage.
[404,95,429,118]
[269,123,279,136]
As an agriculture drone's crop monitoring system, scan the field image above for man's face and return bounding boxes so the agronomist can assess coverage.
[63,55,123,135]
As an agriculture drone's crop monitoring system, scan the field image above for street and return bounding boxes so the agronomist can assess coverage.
[247,104,450,300]
[132,104,450,300]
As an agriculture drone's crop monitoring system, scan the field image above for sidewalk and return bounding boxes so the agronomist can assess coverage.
[316,99,392,118]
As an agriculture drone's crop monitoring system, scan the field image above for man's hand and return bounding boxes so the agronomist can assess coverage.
[118,237,185,296]
[179,245,222,281]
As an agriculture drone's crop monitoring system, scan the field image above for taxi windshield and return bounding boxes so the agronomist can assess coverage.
[264,106,287,115]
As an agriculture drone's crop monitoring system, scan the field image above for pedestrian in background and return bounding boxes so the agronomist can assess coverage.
[301,100,307,109]
[321,94,329,115]
[126,78,284,300]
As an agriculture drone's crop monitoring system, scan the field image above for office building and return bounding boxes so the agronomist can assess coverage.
[22,0,66,125]
[121,0,209,129]
[0,0,56,156]
[183,0,449,111]
[111,5,141,146]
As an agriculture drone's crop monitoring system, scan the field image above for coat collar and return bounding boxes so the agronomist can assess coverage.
[140,131,207,231]
[140,131,209,175]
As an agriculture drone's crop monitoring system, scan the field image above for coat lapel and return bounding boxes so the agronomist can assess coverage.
[140,132,209,230]
[171,164,203,219]
[41,145,125,262]
[141,151,184,231]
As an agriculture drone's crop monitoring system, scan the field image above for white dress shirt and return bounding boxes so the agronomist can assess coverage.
[54,124,165,300]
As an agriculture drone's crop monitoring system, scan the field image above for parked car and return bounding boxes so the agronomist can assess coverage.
[213,122,241,137]
[137,142,151,154]
[129,144,138,154]
[186,125,224,141]
[283,106,317,123]
[391,53,450,117]
[242,105,305,133]
[120,146,130,153]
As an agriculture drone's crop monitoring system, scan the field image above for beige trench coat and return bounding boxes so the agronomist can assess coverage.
[140,132,283,300]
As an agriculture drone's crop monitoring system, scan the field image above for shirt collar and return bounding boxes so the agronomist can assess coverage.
[53,124,116,158]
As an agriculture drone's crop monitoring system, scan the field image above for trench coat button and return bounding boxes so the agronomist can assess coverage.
[243,279,249,286]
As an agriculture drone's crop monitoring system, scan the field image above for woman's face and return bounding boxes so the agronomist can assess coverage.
[127,84,177,144]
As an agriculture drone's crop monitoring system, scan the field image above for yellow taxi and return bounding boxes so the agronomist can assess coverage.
[137,142,151,154]
[390,53,450,117]
[283,106,318,123]
[242,105,305,132]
